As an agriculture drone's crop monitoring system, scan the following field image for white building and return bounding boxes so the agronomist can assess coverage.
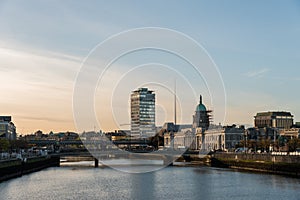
[164,128,196,150]
[279,128,300,139]
[197,125,245,151]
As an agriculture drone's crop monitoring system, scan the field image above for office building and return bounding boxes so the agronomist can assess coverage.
[0,116,16,140]
[131,88,156,138]
[254,111,293,129]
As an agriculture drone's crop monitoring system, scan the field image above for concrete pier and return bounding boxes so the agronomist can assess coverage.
[211,153,300,177]
[0,155,60,182]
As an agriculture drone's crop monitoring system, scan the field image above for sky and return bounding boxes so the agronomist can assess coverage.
[0,0,299,134]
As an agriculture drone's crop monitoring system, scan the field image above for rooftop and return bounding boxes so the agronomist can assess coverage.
[196,95,207,112]
[255,111,293,117]
[0,116,12,122]
[133,88,154,94]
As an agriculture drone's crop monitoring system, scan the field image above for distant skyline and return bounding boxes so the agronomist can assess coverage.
[0,1,300,134]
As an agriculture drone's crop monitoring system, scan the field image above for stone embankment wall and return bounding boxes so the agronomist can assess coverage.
[211,153,300,177]
[0,155,60,182]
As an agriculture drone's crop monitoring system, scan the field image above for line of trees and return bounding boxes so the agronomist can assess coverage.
[0,138,28,152]
[237,137,300,152]
[286,138,300,152]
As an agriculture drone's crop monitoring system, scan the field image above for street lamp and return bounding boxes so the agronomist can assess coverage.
[244,130,248,153]
[273,128,278,152]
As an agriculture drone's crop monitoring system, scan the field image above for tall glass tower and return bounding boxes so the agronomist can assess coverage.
[131,88,156,138]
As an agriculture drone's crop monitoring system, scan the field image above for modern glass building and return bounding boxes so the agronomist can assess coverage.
[131,88,156,138]
[0,116,16,140]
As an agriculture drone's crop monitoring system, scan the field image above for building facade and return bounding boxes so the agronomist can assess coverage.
[164,128,196,150]
[160,122,192,134]
[245,126,300,152]
[0,116,16,140]
[131,88,156,138]
[279,128,300,139]
[197,125,245,151]
[192,95,211,130]
[254,111,294,129]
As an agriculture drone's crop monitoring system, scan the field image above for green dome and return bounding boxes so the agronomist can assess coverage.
[196,103,207,112]
[196,95,207,111]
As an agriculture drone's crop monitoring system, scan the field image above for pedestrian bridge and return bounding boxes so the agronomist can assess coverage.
[57,150,207,167]
[28,139,150,146]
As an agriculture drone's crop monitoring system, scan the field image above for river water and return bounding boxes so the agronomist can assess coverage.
[0,162,300,200]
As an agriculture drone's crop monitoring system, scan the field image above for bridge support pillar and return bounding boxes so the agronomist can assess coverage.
[95,158,99,168]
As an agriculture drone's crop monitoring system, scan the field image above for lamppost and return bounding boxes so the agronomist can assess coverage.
[170,132,174,150]
[273,128,278,152]
[244,130,248,154]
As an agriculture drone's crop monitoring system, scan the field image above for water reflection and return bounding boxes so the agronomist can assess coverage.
[0,166,299,200]
[130,173,155,200]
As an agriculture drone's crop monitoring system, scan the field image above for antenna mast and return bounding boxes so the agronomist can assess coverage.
[174,79,177,126]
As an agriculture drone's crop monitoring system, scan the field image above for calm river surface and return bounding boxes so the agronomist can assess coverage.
[0,162,300,200]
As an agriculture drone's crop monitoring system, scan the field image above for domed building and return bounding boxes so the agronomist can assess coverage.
[192,95,212,130]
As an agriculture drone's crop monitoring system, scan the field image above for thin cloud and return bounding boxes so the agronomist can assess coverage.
[245,68,270,78]
[271,76,300,81]
[16,115,72,123]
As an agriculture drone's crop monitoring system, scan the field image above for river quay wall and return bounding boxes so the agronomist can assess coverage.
[211,153,300,177]
[0,155,60,182]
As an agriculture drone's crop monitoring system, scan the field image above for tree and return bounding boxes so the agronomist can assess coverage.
[9,140,28,150]
[287,138,300,152]
[0,138,10,152]
[149,133,164,149]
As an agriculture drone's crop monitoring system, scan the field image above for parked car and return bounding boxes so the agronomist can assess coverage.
[235,147,248,153]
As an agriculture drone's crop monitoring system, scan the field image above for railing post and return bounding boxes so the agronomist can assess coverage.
[95,158,99,168]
